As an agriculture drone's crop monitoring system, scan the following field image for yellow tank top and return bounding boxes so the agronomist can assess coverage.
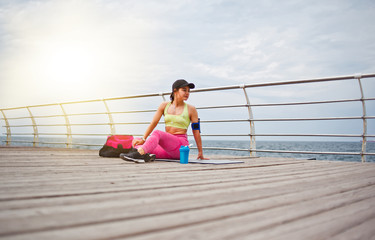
[164,102,190,129]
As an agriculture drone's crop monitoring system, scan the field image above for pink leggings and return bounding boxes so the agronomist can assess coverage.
[135,130,189,159]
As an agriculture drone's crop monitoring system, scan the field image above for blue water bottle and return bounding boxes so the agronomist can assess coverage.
[179,145,190,164]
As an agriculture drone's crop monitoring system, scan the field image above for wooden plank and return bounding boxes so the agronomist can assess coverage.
[0,158,364,184]
[2,182,375,240]
[0,161,371,200]
[244,196,375,240]
[1,162,371,212]
[1,168,374,237]
[1,147,375,240]
[331,217,375,240]
[130,193,375,240]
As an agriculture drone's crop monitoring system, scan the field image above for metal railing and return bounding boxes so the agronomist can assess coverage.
[1,73,374,162]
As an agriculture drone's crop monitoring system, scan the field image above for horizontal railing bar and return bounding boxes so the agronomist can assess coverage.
[203,116,372,123]
[193,116,373,123]
[0,97,157,111]
[250,98,375,107]
[0,103,61,111]
[2,73,374,112]
[6,123,113,127]
[52,93,165,107]
[201,120,250,123]
[0,140,101,146]
[195,147,375,157]
[0,116,29,120]
[4,133,63,136]
[5,115,375,128]
[110,122,151,125]
[251,116,368,122]
[0,110,157,120]
[38,141,68,145]
[0,140,65,145]
[89,93,165,103]
[4,132,373,138]
[251,133,364,137]
[64,123,114,126]
[198,134,250,137]
[3,97,374,120]
[0,114,66,120]
[111,110,157,114]
[69,133,109,136]
[63,112,107,117]
[1,133,33,135]
[196,98,375,111]
[5,124,67,127]
[37,133,71,136]
[253,149,362,155]
[191,73,375,93]
[197,104,248,110]
[0,133,110,137]
[65,110,157,116]
[196,147,252,152]
[70,143,103,147]
[195,133,375,138]
[198,134,373,138]
[0,140,33,143]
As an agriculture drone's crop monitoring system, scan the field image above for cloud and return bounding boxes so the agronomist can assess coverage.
[180,0,375,83]
[0,0,374,109]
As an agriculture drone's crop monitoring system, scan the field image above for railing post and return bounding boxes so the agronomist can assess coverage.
[26,107,39,147]
[356,75,367,162]
[60,104,72,148]
[103,99,116,135]
[0,110,11,146]
[159,92,166,101]
[240,85,256,157]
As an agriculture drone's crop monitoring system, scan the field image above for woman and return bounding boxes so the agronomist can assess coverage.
[120,79,208,163]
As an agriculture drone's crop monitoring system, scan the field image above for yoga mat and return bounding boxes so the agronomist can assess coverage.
[155,159,244,164]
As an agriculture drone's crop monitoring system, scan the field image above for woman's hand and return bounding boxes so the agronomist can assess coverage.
[132,138,145,147]
[197,152,209,160]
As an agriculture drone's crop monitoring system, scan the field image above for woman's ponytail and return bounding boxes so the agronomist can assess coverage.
[170,90,175,103]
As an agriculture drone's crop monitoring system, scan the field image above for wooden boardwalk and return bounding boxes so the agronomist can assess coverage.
[1,147,375,240]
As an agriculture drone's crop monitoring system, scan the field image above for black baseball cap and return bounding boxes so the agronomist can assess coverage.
[172,79,195,91]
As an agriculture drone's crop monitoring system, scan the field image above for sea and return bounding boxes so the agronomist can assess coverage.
[1,136,374,163]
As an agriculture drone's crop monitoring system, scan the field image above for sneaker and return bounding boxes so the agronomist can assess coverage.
[128,147,138,153]
[120,151,155,164]
[145,153,156,163]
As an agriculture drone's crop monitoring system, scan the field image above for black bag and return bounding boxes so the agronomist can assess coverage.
[99,144,132,158]
[99,135,134,158]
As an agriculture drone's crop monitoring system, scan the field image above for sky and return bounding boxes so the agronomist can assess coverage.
[1,0,374,107]
[0,0,375,142]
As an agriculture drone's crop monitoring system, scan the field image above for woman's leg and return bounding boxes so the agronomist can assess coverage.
[137,130,189,159]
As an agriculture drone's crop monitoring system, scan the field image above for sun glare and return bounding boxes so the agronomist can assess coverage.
[39,41,94,85]
[2,0,151,105]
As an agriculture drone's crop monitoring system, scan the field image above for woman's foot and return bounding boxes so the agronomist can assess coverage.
[120,151,156,163]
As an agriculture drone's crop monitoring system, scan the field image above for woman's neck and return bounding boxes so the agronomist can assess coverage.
[172,99,184,107]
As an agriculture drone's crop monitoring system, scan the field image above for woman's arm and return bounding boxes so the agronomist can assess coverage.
[132,102,167,147]
[189,105,208,160]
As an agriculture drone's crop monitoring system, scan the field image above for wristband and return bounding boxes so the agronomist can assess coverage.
[191,118,201,132]
[141,137,146,142]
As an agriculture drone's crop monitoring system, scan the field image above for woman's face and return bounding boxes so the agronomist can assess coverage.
[175,86,190,101]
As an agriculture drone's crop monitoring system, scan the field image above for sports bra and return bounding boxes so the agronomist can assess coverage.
[164,102,190,130]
